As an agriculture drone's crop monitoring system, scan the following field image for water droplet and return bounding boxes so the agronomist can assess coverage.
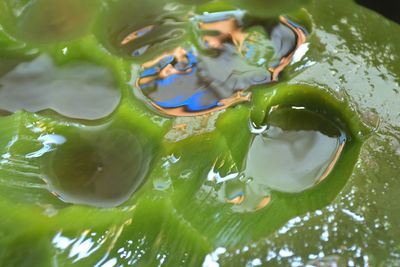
[0,55,120,120]
[211,106,347,212]
[244,107,346,193]
[126,11,307,116]
[40,127,152,207]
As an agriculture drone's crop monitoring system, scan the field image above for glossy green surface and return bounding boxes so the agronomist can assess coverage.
[0,0,399,266]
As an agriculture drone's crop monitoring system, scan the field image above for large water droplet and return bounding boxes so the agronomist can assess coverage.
[245,107,346,193]
[212,106,346,212]
[130,11,307,116]
[40,127,151,207]
[0,55,121,120]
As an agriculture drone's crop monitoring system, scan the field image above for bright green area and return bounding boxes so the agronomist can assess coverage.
[0,0,399,266]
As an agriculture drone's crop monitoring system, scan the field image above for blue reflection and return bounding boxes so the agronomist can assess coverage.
[156,91,221,111]
[285,18,309,35]
[140,51,222,111]
[139,51,197,88]
[157,68,195,87]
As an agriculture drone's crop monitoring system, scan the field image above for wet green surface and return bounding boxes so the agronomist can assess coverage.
[0,0,399,266]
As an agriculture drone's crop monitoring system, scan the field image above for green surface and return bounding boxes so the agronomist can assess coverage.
[0,0,399,266]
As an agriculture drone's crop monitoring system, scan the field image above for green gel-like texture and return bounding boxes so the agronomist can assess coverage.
[0,0,399,266]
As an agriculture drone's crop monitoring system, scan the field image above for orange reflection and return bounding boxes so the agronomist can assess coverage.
[121,25,155,45]
[199,18,247,49]
[317,141,346,183]
[271,16,307,80]
[255,196,272,211]
[226,195,245,205]
[199,16,307,81]
[137,46,193,86]
[122,14,307,117]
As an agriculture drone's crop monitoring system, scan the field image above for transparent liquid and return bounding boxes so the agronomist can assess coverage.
[39,126,151,207]
[217,107,346,212]
[0,55,120,120]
